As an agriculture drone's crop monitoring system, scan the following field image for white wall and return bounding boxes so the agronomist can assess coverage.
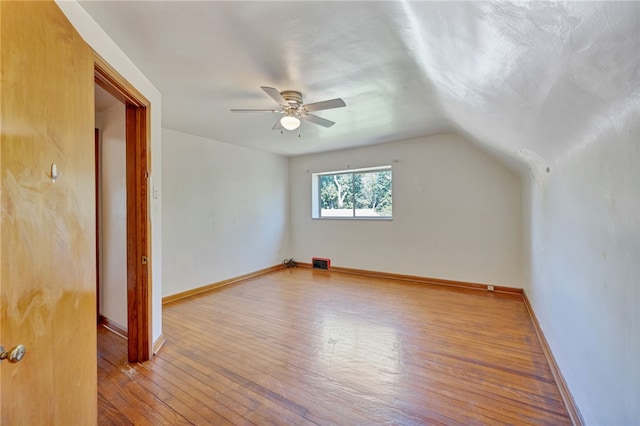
[57,1,163,343]
[525,121,639,424]
[99,103,127,329]
[289,134,523,287]
[162,129,289,296]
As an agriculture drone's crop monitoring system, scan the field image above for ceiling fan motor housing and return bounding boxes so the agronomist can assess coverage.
[280,91,303,107]
[230,86,345,129]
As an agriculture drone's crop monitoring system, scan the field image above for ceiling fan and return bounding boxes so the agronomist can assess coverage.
[231,86,346,131]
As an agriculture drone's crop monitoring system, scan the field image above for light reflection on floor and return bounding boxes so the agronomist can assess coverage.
[317,312,401,390]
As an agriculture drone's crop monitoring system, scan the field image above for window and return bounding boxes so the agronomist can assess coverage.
[312,166,392,219]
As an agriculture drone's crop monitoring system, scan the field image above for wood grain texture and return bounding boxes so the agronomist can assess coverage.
[1,1,97,423]
[152,334,167,355]
[100,268,571,425]
[297,262,523,294]
[0,1,4,418]
[100,315,128,340]
[96,128,101,323]
[95,55,152,363]
[163,264,285,304]
[523,291,584,425]
[94,54,149,107]
[125,103,150,362]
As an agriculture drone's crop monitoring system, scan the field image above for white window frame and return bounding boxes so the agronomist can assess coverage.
[311,165,392,220]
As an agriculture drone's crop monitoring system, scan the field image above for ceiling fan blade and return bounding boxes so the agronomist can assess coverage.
[231,109,280,113]
[303,98,346,112]
[272,118,283,130]
[261,86,289,107]
[303,114,335,128]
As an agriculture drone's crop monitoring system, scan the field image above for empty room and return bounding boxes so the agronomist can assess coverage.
[1,1,638,425]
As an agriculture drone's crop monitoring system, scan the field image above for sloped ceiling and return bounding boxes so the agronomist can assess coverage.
[78,1,639,161]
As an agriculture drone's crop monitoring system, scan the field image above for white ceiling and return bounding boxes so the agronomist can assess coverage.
[78,1,639,160]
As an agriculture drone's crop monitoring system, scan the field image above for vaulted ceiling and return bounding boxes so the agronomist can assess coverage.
[78,1,639,161]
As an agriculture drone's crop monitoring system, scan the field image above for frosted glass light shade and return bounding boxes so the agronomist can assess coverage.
[280,115,301,130]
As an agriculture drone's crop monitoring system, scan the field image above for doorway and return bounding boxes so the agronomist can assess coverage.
[94,85,127,337]
[94,55,151,363]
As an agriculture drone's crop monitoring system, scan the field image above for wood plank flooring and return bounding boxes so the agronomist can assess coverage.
[98,267,571,425]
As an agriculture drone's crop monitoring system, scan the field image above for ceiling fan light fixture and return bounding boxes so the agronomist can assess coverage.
[231,86,345,130]
[280,115,301,131]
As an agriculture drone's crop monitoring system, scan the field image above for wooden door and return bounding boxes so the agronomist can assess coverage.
[1,1,97,424]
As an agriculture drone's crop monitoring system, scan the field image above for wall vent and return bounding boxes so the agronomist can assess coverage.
[312,257,330,270]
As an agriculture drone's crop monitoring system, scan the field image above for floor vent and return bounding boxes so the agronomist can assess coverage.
[312,257,330,270]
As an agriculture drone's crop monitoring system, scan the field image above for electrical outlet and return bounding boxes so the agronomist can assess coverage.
[487,285,495,291]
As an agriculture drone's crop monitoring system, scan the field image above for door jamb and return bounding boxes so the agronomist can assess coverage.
[95,128,100,324]
[94,54,152,363]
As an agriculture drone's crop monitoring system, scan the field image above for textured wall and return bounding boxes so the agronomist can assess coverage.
[524,119,639,424]
[161,129,289,297]
[290,134,523,287]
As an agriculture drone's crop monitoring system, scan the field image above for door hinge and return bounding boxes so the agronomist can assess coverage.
[145,171,150,179]
[142,256,149,265]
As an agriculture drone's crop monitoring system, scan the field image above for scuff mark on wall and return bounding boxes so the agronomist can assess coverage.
[515,148,550,188]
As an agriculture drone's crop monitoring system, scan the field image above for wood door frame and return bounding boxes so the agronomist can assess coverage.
[94,54,152,363]
[95,128,100,324]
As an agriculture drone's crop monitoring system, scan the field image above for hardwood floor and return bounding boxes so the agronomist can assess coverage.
[98,268,571,425]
